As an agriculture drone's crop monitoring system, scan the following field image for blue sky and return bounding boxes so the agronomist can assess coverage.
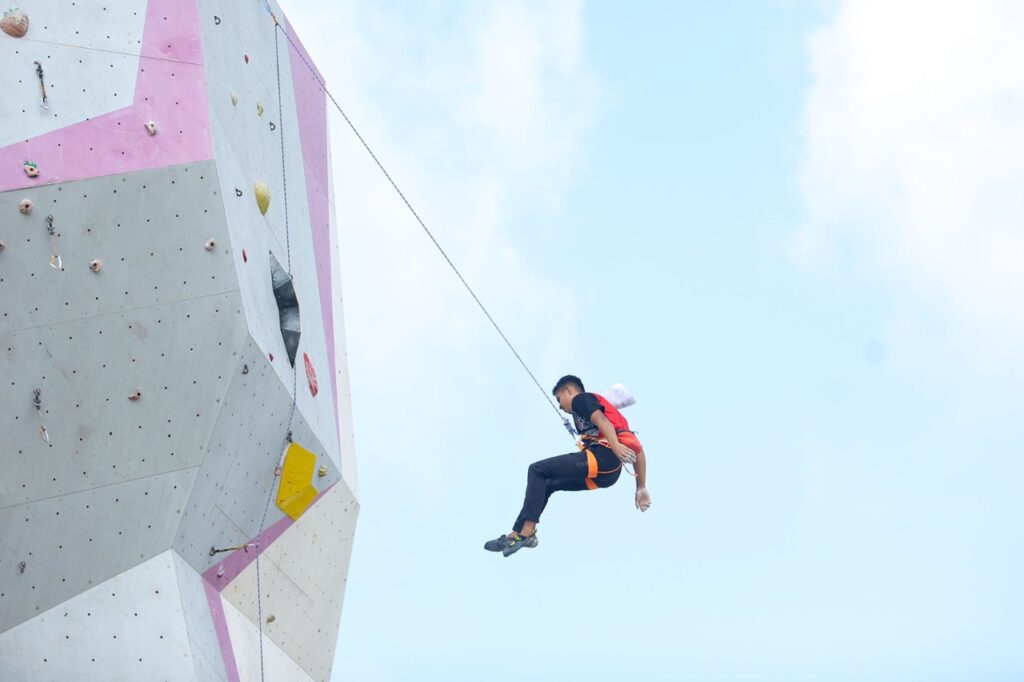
[283,2,1024,680]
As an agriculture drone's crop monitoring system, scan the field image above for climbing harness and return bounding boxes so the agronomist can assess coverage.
[45,215,61,270]
[33,61,48,110]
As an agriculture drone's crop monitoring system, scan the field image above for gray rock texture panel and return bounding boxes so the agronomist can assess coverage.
[0,161,233,332]
[0,467,198,633]
[0,549,199,681]
[0,291,246,507]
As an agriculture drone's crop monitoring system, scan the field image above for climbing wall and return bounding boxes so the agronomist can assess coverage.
[0,2,358,680]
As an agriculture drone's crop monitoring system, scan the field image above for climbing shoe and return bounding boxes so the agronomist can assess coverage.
[483,534,515,552]
[502,533,539,557]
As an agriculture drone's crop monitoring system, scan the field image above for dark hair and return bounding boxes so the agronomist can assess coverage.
[552,375,585,396]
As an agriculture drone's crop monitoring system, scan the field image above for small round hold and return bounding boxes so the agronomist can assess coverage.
[19,199,33,214]
[144,120,158,136]
[23,161,39,178]
[128,390,142,400]
[1,8,29,38]
[266,615,276,624]
[89,259,103,272]
[204,239,216,251]
[318,465,328,478]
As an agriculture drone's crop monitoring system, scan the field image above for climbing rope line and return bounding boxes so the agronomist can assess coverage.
[250,24,303,682]
[270,19,575,438]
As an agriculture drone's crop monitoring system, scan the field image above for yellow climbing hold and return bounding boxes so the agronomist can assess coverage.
[256,101,264,117]
[276,442,318,521]
[254,181,271,215]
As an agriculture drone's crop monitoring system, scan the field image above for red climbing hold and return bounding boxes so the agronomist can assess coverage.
[268,352,274,362]
[244,54,250,64]
[304,353,318,397]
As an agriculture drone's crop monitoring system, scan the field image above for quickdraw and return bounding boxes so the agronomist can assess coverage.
[45,215,61,270]
[34,61,48,110]
[33,388,49,443]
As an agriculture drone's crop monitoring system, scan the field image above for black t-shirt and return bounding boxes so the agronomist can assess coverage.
[571,392,604,439]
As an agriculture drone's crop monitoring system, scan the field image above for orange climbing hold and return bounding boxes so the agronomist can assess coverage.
[304,352,318,397]
[1,8,29,38]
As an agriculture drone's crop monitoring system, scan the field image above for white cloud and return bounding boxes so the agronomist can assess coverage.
[797,0,1024,366]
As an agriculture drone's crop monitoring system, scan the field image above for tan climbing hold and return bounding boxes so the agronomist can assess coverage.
[318,465,328,478]
[266,615,276,624]
[89,259,102,272]
[1,8,29,38]
[128,390,142,400]
[18,199,32,214]
[144,120,158,136]
[254,181,271,215]
[256,102,264,117]
[204,238,216,251]
[23,161,38,178]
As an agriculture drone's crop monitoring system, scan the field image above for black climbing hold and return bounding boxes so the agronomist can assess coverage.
[235,188,243,197]
[270,252,300,367]
[214,15,221,25]
[269,122,276,131]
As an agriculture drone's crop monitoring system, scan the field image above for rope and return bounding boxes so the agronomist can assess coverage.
[271,21,575,439]
[250,25,302,682]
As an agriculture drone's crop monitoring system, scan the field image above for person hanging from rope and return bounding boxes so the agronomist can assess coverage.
[485,375,652,557]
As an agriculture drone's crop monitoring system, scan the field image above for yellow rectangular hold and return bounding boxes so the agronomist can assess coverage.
[276,442,319,520]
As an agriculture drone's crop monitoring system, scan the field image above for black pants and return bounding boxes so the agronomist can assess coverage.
[512,445,622,533]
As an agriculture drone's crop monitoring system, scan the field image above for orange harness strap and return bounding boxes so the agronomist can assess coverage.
[584,449,622,490]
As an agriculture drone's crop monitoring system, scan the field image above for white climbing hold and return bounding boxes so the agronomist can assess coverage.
[1,8,29,38]
[18,199,32,214]
[38,425,49,443]
[89,259,102,272]
[254,181,270,215]
[204,238,216,251]
[230,92,238,106]
[128,390,142,401]
[216,565,225,578]
[318,465,328,478]
[144,120,158,136]
[23,161,38,178]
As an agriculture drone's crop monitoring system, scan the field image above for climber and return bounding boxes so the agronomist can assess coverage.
[484,375,652,557]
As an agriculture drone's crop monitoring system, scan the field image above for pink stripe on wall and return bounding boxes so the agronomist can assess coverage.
[283,18,340,439]
[0,0,211,193]
[201,482,337,679]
